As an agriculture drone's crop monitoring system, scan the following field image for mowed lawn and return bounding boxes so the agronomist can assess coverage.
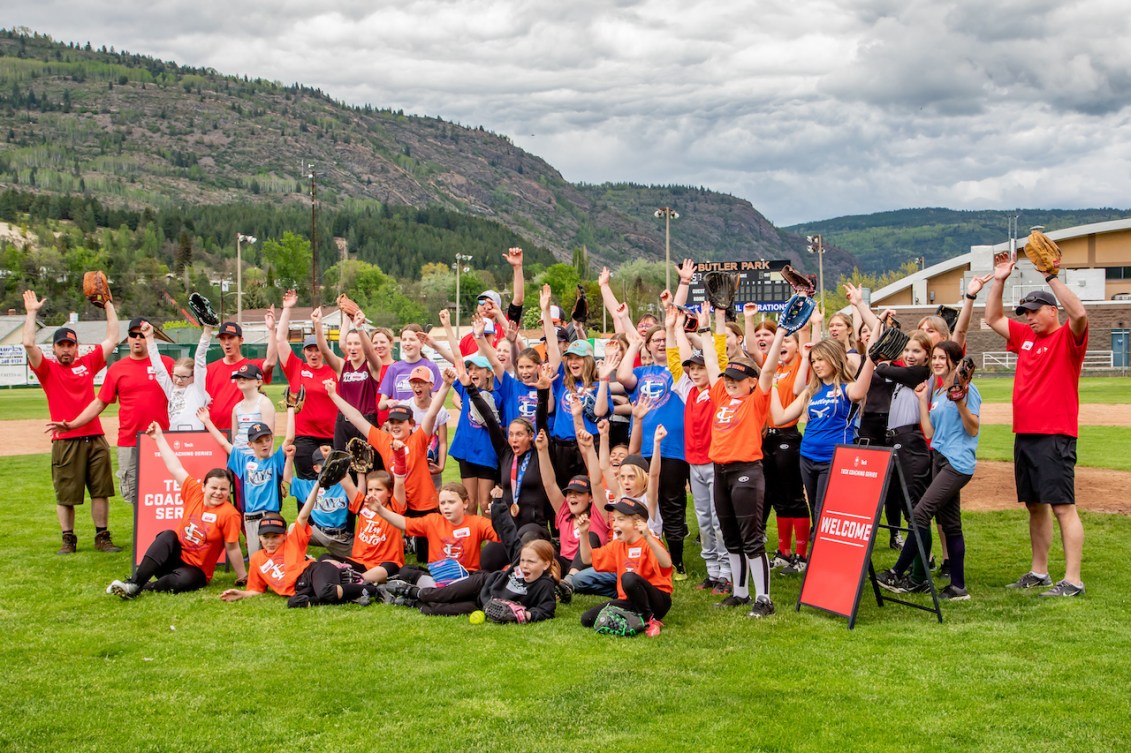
[1,450,1129,752]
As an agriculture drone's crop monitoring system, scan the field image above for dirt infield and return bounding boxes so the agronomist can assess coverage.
[979,403,1131,426]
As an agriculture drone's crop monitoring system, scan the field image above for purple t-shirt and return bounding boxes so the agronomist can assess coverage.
[378,359,442,403]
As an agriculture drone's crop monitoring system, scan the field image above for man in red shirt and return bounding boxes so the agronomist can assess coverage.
[205,317,277,431]
[23,290,121,554]
[52,318,175,506]
[985,253,1088,597]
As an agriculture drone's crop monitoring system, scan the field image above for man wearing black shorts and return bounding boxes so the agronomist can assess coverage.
[985,253,1088,597]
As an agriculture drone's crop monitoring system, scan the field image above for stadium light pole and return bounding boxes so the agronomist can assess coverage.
[235,233,257,328]
[654,208,679,292]
[453,253,473,340]
[807,234,825,307]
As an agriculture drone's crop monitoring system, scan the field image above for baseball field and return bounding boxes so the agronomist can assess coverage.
[1,381,1129,752]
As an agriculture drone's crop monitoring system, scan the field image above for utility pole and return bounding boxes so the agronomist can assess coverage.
[654,207,680,292]
[308,163,319,306]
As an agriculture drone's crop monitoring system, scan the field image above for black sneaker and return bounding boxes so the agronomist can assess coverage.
[770,551,792,570]
[1006,572,1054,589]
[391,596,418,608]
[747,596,776,618]
[555,578,574,604]
[875,569,903,592]
[714,595,752,608]
[937,560,950,579]
[889,533,905,550]
[385,579,415,598]
[1038,580,1085,598]
[695,577,717,591]
[904,578,930,594]
[781,556,807,575]
[939,584,970,601]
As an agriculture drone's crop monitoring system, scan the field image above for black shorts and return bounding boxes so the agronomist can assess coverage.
[1014,434,1076,505]
[457,458,498,482]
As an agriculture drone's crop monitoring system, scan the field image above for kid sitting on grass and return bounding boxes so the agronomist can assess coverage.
[578,497,673,638]
[284,446,360,558]
[321,471,406,586]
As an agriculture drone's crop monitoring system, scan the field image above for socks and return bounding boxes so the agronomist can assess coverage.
[95,526,107,535]
[777,521,791,556]
[782,518,810,558]
[729,553,749,599]
[748,553,770,600]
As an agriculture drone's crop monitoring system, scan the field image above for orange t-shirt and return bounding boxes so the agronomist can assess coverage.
[246,521,314,597]
[769,357,803,429]
[708,379,771,464]
[348,492,407,569]
[367,426,439,512]
[590,535,673,599]
[403,513,500,571]
[176,477,242,582]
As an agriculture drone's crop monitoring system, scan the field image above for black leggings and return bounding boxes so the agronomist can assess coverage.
[712,461,766,558]
[293,560,373,605]
[886,428,931,527]
[417,571,490,616]
[655,456,690,567]
[580,572,672,624]
[131,530,208,594]
[762,429,807,520]
[799,455,831,523]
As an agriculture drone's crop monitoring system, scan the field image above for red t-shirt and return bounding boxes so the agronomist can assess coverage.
[1007,319,1088,437]
[403,513,499,570]
[375,362,391,427]
[683,383,715,465]
[708,380,771,464]
[206,357,271,431]
[281,356,336,438]
[175,477,242,581]
[555,501,609,561]
[32,349,106,440]
[348,492,407,568]
[590,536,673,599]
[367,426,439,512]
[98,354,175,446]
[246,521,314,597]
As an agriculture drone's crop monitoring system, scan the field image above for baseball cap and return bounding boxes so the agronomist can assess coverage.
[1015,290,1058,315]
[127,316,149,332]
[621,454,649,473]
[387,405,414,423]
[477,290,502,308]
[302,335,319,349]
[563,475,592,495]
[682,350,706,368]
[311,447,326,466]
[246,421,273,442]
[258,513,287,536]
[604,497,649,519]
[464,354,491,370]
[539,305,563,324]
[723,361,760,381]
[218,321,243,337]
[408,366,434,383]
[53,327,78,344]
[231,363,264,381]
[563,340,593,358]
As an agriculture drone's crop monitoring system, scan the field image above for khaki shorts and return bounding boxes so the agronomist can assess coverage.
[117,445,138,505]
[51,435,116,506]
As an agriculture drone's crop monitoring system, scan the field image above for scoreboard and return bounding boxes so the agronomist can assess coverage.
[685,259,801,313]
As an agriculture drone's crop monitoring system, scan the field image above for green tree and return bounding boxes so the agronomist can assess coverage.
[260,231,312,290]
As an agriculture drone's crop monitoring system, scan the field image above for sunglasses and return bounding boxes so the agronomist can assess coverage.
[127,331,145,339]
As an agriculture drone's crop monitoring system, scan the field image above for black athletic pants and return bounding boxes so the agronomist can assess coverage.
[713,460,767,558]
[417,571,490,616]
[580,573,672,625]
[131,530,208,594]
[292,560,371,605]
[655,456,690,569]
[762,428,807,521]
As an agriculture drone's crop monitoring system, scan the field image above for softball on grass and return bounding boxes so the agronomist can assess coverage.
[469,610,485,625]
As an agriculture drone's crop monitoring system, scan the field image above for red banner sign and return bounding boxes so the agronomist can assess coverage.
[798,444,892,623]
[133,430,230,569]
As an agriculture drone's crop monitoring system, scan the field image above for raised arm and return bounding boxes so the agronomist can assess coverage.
[373,483,408,532]
[294,474,320,528]
[617,328,642,390]
[262,305,278,381]
[535,430,565,514]
[1049,276,1088,338]
[477,325,506,381]
[197,406,233,454]
[148,422,189,486]
[627,395,654,455]
[143,321,174,401]
[422,368,456,437]
[426,308,459,365]
[22,290,46,369]
[461,372,506,455]
[773,386,808,426]
[952,273,992,349]
[646,426,665,520]
[984,252,1015,339]
[594,351,620,417]
[504,246,525,308]
[743,304,764,367]
[100,300,120,360]
[672,259,695,307]
[193,326,212,387]
[596,419,619,500]
[312,307,343,374]
[597,267,626,335]
[275,290,297,369]
[847,317,882,402]
[757,327,787,394]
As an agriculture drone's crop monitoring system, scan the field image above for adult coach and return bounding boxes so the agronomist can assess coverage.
[985,253,1088,597]
[205,316,277,431]
[23,290,121,554]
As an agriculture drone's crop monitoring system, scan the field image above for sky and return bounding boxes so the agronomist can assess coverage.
[8,0,1131,225]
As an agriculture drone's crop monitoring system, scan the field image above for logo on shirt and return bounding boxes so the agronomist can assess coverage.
[1022,341,1034,351]
[301,369,314,378]
[638,372,672,409]
[517,393,538,419]
[259,556,285,582]
[182,519,206,546]
[628,546,642,558]
[342,370,369,383]
[72,365,89,377]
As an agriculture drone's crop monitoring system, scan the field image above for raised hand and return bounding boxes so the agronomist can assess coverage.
[654,424,667,442]
[664,303,677,331]
[577,429,594,449]
[598,267,611,287]
[310,306,322,326]
[568,392,584,418]
[322,378,337,396]
[966,272,994,297]
[597,419,610,438]
[844,282,863,307]
[539,283,553,312]
[438,308,451,327]
[282,289,298,309]
[283,444,296,458]
[678,258,696,285]
[535,429,548,452]
[631,394,655,419]
[503,246,524,267]
[659,289,672,307]
[146,421,163,439]
[352,309,367,329]
[139,320,154,339]
[598,350,621,381]
[992,250,1016,281]
[472,316,486,339]
[535,363,554,390]
[575,513,590,535]
[23,290,45,313]
[743,302,759,318]
[442,367,458,385]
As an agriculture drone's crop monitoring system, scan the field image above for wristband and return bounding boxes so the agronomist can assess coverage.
[964,293,977,301]
[1045,273,1058,283]
[697,327,710,334]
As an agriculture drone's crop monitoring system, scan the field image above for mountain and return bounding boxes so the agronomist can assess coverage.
[0,28,854,279]
[786,207,1131,274]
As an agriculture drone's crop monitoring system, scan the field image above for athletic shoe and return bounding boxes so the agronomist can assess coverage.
[748,596,776,618]
[878,574,927,594]
[644,618,663,637]
[904,578,930,594]
[1038,580,1085,598]
[555,578,574,604]
[391,596,418,608]
[710,578,732,596]
[714,595,752,608]
[939,584,970,601]
[889,533,905,550]
[937,560,950,579]
[57,532,77,555]
[695,577,717,591]
[110,580,139,600]
[353,584,381,606]
[1006,572,1054,589]
[286,594,312,608]
[94,530,122,553]
[770,551,792,570]
[781,556,808,575]
[673,566,688,582]
[385,579,415,598]
[875,569,903,591]
[927,554,936,570]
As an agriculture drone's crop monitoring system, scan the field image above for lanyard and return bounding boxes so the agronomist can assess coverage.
[511,451,532,508]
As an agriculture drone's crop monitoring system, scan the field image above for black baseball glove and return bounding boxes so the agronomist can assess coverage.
[936,305,958,334]
[484,598,528,624]
[948,356,976,402]
[188,292,220,327]
[703,271,739,311]
[571,284,588,324]
[867,326,910,363]
[317,450,352,489]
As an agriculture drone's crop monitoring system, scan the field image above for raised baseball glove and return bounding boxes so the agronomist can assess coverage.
[317,449,352,489]
[703,271,740,312]
[345,436,375,474]
[336,293,361,320]
[484,598,528,624]
[936,305,958,334]
[188,292,220,327]
[778,294,816,335]
[571,284,588,324]
[282,385,305,414]
[83,271,112,309]
[1023,229,1061,275]
[947,356,976,402]
[780,264,816,296]
[867,325,910,363]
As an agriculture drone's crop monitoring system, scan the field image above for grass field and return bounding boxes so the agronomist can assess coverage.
[978,424,1131,470]
[1,449,1129,752]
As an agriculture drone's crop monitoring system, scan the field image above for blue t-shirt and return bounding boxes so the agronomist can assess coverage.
[929,383,981,476]
[499,372,541,430]
[227,446,286,514]
[290,477,351,530]
[629,365,686,461]
[551,368,604,440]
[800,382,857,463]
[451,380,503,468]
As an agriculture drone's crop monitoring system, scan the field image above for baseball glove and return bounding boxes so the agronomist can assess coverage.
[317,449,352,489]
[703,271,739,311]
[484,598,528,624]
[571,284,588,324]
[592,604,645,637]
[282,385,305,414]
[345,437,375,474]
[188,292,220,327]
[778,294,816,335]
[1023,229,1061,275]
[780,264,816,296]
[947,356,976,402]
[336,293,361,320]
[936,305,958,333]
[867,326,910,363]
[83,271,113,309]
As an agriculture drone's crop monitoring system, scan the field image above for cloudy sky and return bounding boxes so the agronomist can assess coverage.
[9,0,1131,225]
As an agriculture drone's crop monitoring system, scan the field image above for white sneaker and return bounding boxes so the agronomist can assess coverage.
[110,580,139,600]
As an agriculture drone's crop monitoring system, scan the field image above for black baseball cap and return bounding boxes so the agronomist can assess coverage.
[246,421,273,442]
[682,350,706,368]
[127,317,149,332]
[231,363,264,380]
[1015,290,1058,315]
[604,497,649,519]
[258,513,287,536]
[53,327,78,344]
[387,405,414,423]
[621,454,648,473]
[563,475,592,495]
[218,321,243,337]
[311,448,326,466]
[723,361,760,381]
